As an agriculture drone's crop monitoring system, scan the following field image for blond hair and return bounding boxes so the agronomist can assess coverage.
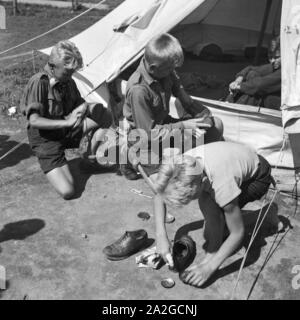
[145,33,184,68]
[154,154,203,207]
[49,40,83,71]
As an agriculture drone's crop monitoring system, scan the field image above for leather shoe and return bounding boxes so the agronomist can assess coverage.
[172,235,196,272]
[103,229,149,261]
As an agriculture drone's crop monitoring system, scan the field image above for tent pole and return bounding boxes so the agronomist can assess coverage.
[254,0,273,65]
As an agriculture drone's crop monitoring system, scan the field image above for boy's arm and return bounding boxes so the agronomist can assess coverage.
[29,113,78,130]
[154,194,174,267]
[29,104,86,130]
[239,68,281,96]
[171,72,212,123]
[236,65,254,79]
[207,197,245,272]
[127,86,184,140]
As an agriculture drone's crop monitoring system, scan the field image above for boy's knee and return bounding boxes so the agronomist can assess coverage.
[213,116,224,137]
[90,104,112,129]
[204,116,224,143]
[60,186,75,200]
[101,108,113,128]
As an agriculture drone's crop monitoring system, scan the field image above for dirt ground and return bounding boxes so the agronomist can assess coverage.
[0,114,300,300]
[1,1,300,301]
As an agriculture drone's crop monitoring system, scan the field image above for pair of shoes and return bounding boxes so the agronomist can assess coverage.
[172,235,196,272]
[119,164,139,180]
[103,230,149,261]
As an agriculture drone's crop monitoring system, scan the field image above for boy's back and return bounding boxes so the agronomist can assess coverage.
[185,142,260,207]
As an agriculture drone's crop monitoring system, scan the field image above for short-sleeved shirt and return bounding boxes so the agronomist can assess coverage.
[123,58,184,141]
[21,64,85,147]
[185,142,260,208]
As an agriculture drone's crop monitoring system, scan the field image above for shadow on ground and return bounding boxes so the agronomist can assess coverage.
[68,158,118,199]
[0,135,32,170]
[0,219,45,243]
[0,219,44,298]
[173,202,291,289]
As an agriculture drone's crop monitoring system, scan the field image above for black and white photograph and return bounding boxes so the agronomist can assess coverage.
[0,0,300,304]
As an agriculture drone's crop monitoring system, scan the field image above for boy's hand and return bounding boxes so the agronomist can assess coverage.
[229,81,239,92]
[156,236,174,268]
[182,118,212,130]
[67,103,88,128]
[193,128,206,139]
[229,76,243,93]
[74,102,88,116]
[65,110,82,128]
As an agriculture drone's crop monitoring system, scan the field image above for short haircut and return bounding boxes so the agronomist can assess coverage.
[154,154,203,207]
[49,40,83,71]
[145,33,184,67]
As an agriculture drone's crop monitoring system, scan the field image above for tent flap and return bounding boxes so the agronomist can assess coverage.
[39,0,298,169]
[281,0,300,133]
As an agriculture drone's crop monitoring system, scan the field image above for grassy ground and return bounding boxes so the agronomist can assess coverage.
[0,1,124,117]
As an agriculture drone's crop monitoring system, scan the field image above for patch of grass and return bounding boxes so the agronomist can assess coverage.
[48,0,124,5]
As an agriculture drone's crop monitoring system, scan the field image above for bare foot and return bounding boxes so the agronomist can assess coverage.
[200,252,216,265]
[180,263,216,287]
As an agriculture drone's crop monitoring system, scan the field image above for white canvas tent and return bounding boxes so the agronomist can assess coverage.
[41,0,299,171]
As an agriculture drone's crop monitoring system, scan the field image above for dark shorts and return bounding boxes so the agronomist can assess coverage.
[30,105,112,174]
[238,155,272,208]
[32,127,83,174]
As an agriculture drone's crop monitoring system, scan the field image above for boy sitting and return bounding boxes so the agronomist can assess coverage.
[122,33,223,179]
[21,40,112,199]
[151,141,281,287]
[226,36,281,110]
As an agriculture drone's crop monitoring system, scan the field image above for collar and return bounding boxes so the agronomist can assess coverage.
[138,58,158,86]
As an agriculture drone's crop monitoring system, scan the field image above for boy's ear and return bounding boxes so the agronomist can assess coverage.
[148,64,157,73]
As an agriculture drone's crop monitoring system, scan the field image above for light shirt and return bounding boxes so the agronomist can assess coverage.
[185,142,259,207]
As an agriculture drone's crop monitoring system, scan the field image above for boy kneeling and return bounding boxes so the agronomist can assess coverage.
[151,142,280,287]
[22,41,112,199]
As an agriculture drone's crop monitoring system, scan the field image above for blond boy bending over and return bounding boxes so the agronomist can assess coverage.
[151,142,281,287]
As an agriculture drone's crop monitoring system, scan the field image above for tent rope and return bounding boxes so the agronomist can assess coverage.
[0,51,34,62]
[230,134,289,300]
[0,0,107,57]
[0,137,28,162]
[246,224,291,299]
[246,172,298,299]
[86,33,120,67]
[1,51,44,71]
